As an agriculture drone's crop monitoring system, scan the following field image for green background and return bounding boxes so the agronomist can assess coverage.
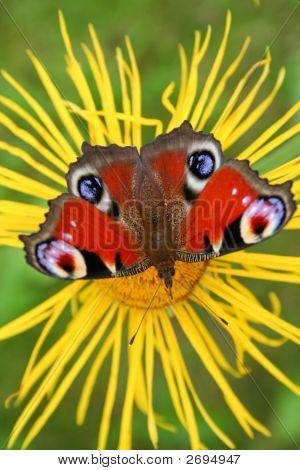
[0,0,299,450]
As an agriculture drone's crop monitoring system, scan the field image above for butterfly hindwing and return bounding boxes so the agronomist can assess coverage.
[21,194,148,279]
[178,159,296,260]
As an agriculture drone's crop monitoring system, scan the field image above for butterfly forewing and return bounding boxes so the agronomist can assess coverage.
[140,120,224,204]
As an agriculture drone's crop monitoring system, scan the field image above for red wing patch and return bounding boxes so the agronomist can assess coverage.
[66,143,139,210]
[20,195,144,280]
[140,121,224,202]
[180,159,295,255]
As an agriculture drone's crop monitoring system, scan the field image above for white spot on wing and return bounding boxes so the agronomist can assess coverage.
[63,233,72,241]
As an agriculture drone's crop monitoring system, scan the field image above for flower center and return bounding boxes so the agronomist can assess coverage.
[98,261,207,308]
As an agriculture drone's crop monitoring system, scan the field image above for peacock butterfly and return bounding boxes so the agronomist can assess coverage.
[20,121,296,292]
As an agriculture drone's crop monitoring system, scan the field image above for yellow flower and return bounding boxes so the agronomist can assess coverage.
[0,10,299,450]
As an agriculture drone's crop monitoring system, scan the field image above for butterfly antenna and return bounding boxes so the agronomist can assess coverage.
[129,280,162,346]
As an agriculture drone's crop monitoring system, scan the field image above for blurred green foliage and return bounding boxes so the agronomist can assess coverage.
[0,0,299,450]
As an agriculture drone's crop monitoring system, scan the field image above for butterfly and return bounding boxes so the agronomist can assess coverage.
[20,121,296,292]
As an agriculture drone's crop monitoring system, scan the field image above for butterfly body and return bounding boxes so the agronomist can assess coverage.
[20,121,296,293]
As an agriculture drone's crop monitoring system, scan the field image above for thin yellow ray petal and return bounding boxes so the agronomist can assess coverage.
[28,49,85,152]
[1,70,77,159]
[76,328,115,426]
[197,36,251,131]
[125,36,142,149]
[209,272,300,341]
[123,309,148,419]
[70,292,78,317]
[207,289,285,349]
[47,290,114,404]
[166,44,188,131]
[223,272,264,305]
[153,312,187,429]
[236,102,300,161]
[78,282,99,303]
[0,282,84,340]
[4,311,52,340]
[0,110,68,173]
[269,291,281,317]
[232,333,248,375]
[224,67,285,149]
[190,11,231,127]
[179,302,270,437]
[206,266,300,284]
[88,24,123,145]
[285,216,300,230]
[116,47,132,145]
[98,308,124,449]
[213,58,269,138]
[230,314,286,348]
[0,141,66,187]
[0,169,58,200]
[181,28,211,124]
[224,251,300,271]
[263,156,300,183]
[81,44,123,146]
[0,230,22,236]
[188,297,241,376]
[132,343,174,433]
[0,215,41,231]
[246,123,300,164]
[202,274,300,343]
[118,309,145,450]
[0,200,45,218]
[133,344,148,415]
[66,101,162,137]
[1,229,38,241]
[0,95,73,162]
[161,82,176,114]
[161,313,235,449]
[291,180,300,200]
[217,49,271,144]
[17,336,71,404]
[59,12,108,147]
[145,315,158,449]
[220,252,300,281]
[230,325,299,394]
[180,30,202,120]
[157,314,204,450]
[175,304,253,437]
[0,237,23,247]
[20,305,117,450]
[15,285,107,404]
[20,297,71,388]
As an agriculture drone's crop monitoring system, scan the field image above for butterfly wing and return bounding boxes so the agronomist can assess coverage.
[177,159,296,261]
[66,142,141,216]
[21,194,149,279]
[140,121,224,204]
[21,143,150,279]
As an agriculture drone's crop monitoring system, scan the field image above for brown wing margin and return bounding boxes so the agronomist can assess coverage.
[20,194,72,275]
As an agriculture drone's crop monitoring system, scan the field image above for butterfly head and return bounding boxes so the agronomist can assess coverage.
[157,263,175,292]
